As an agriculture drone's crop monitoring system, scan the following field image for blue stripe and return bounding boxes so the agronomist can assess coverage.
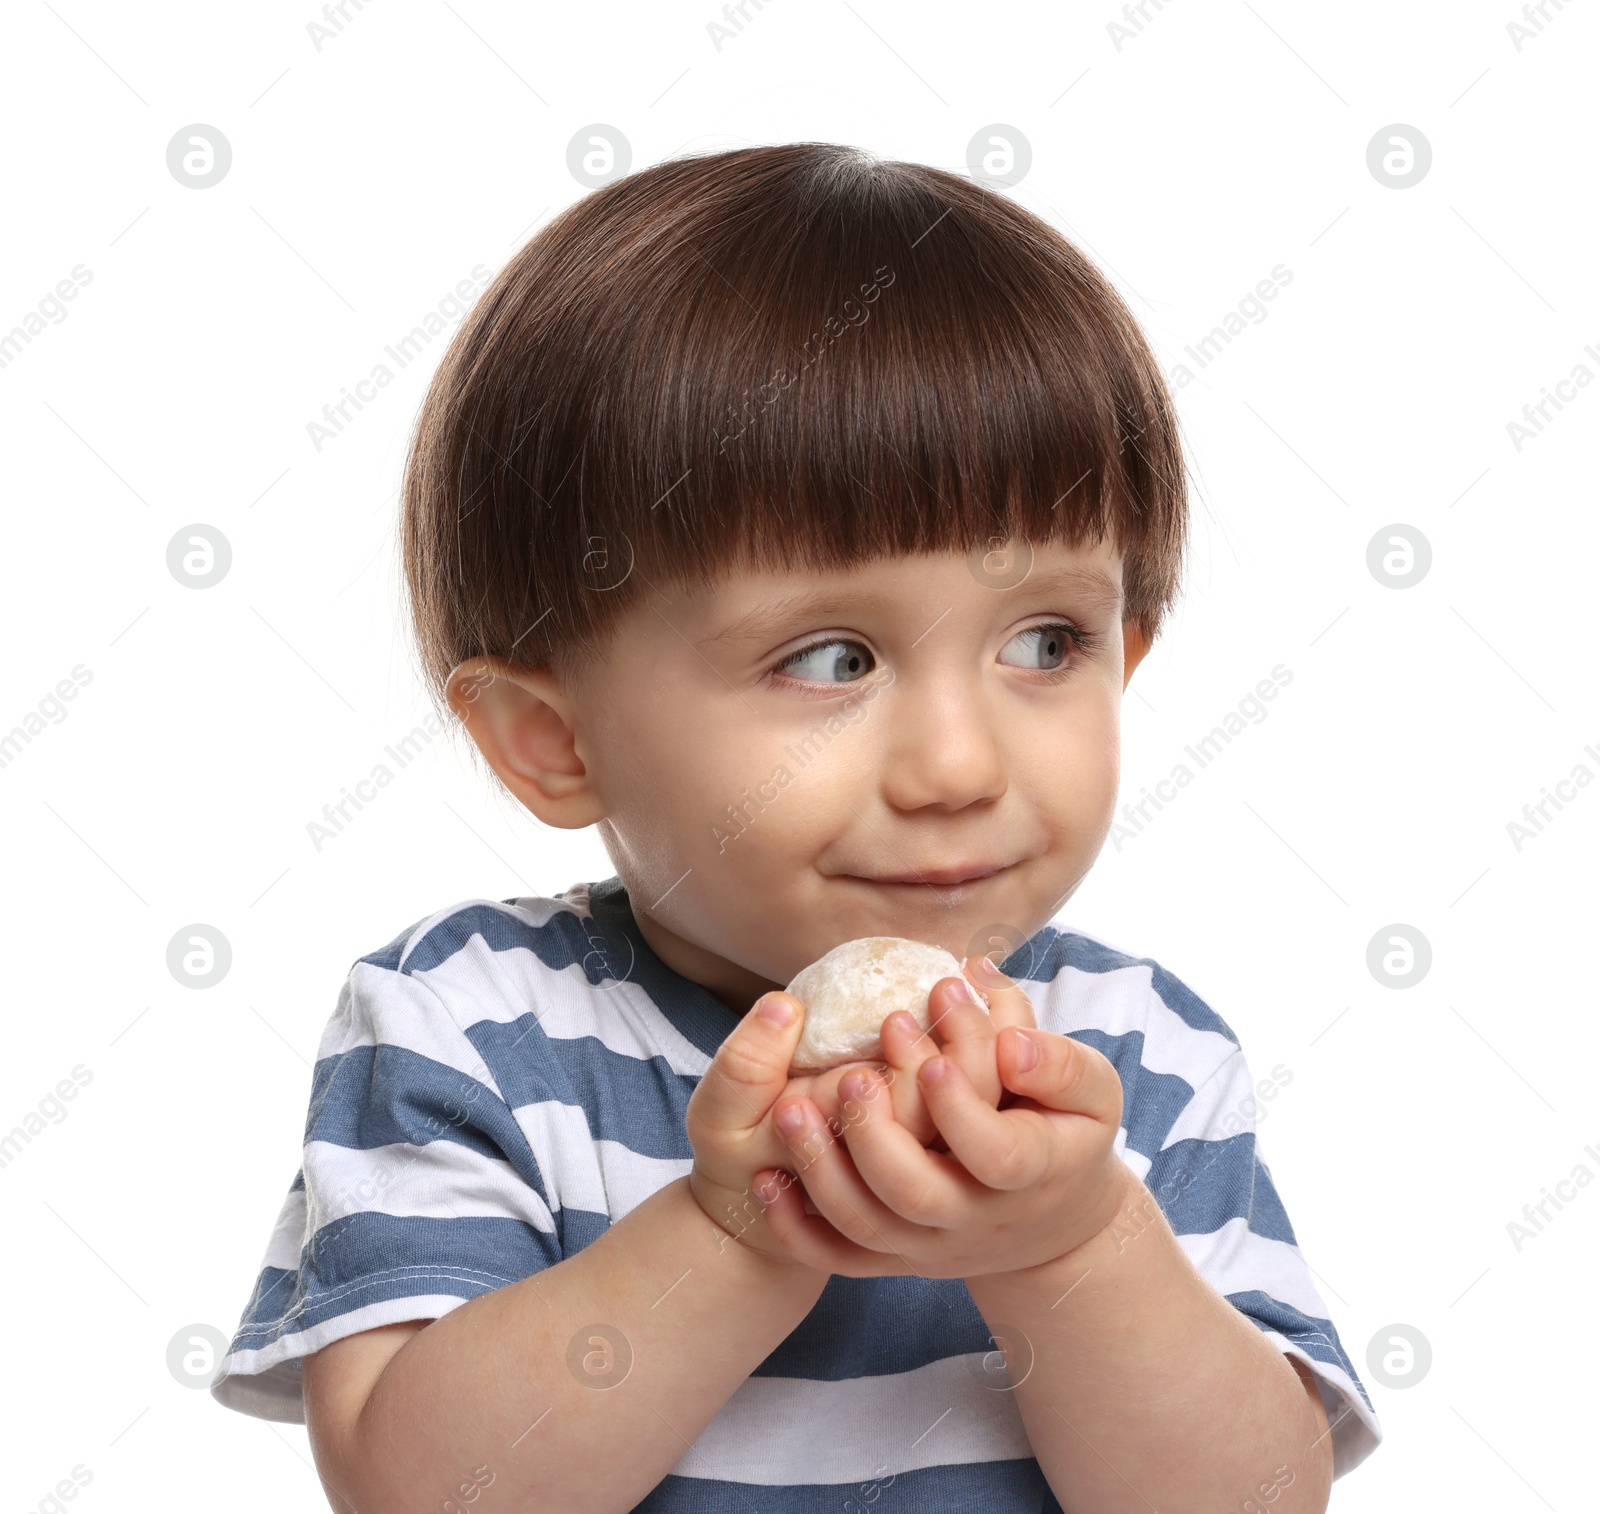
[1230,1289,1375,1413]
[466,1014,698,1162]
[1144,1133,1296,1245]
[1021,924,1240,1044]
[587,878,748,1060]
[307,1042,550,1211]
[634,1455,1054,1513]
[237,1263,298,1329]
[390,883,743,1062]
[231,1211,556,1347]
[396,899,607,979]
[556,1205,611,1257]
[754,1275,993,1381]
[1058,1026,1198,1167]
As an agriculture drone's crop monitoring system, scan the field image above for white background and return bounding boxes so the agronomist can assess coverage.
[1,1,1595,1509]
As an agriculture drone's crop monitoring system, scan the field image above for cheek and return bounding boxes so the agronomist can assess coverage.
[607,731,728,843]
[701,735,850,860]
[591,698,810,871]
[1088,706,1124,817]
[1028,690,1123,822]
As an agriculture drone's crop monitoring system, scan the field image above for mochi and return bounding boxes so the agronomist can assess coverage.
[784,936,977,1074]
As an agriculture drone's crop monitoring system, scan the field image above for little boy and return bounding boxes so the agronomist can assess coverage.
[212,142,1381,1511]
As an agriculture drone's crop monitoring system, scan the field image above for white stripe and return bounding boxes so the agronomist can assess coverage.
[1161,1044,1261,1149]
[1041,920,1248,1026]
[1029,961,1243,1101]
[670,1351,1034,1484]
[413,913,711,1076]
[260,1182,307,1272]
[302,1136,555,1233]
[1112,1123,1151,1181]
[321,961,506,1097]
[509,1099,691,1218]
[510,1096,601,1214]
[1175,1216,1333,1322]
[594,1138,692,1220]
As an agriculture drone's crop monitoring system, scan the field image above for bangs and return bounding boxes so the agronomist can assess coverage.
[403,142,1187,693]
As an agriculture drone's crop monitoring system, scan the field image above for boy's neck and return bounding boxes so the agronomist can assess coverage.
[628,901,783,1018]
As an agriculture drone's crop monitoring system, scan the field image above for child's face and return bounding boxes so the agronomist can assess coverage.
[553,535,1150,1013]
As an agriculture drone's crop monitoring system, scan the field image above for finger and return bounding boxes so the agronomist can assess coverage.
[880,1008,940,1074]
[918,1054,1053,1192]
[772,1091,915,1255]
[690,992,806,1136]
[833,1069,977,1227]
[753,1168,907,1277]
[963,955,1038,1034]
[925,975,992,1048]
[875,1012,945,1145]
[792,1062,866,1138]
[922,977,1009,1114]
[997,1025,1124,1126]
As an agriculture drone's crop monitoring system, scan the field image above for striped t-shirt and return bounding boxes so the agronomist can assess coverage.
[212,877,1382,1502]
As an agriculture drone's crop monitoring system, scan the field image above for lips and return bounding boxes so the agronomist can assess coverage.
[850,861,1012,888]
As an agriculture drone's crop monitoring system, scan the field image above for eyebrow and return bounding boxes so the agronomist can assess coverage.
[1005,563,1124,612]
[697,589,893,649]
[696,562,1124,649]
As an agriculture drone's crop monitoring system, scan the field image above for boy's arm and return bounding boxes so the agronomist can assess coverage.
[306,1173,828,1514]
[966,1166,1335,1514]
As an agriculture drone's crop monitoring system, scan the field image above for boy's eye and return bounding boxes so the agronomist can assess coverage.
[775,638,875,683]
[998,623,1074,671]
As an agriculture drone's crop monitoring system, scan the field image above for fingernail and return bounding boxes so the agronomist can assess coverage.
[776,1104,806,1135]
[758,994,795,1027]
[1014,1029,1039,1071]
[921,1057,948,1084]
[957,976,988,1011]
[968,953,1006,981]
[841,1070,872,1102]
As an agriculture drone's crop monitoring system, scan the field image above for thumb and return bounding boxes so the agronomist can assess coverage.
[692,991,806,1135]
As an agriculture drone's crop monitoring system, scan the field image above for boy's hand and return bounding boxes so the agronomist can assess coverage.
[684,958,1037,1266]
[752,957,1134,1280]
[685,990,840,1268]
[795,961,1037,1149]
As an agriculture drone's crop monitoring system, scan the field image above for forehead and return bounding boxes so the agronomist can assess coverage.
[678,536,1127,645]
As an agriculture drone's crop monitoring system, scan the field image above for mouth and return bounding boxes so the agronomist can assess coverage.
[844,861,1015,890]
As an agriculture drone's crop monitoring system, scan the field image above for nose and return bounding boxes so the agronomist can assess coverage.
[878,670,1008,812]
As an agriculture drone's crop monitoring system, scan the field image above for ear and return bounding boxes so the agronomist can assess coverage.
[1121,616,1152,690]
[444,657,605,829]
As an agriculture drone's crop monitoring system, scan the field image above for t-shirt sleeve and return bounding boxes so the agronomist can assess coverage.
[1135,971,1383,1482]
[210,955,562,1423]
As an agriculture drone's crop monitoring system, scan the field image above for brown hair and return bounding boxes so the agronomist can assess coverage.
[401,141,1188,712]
